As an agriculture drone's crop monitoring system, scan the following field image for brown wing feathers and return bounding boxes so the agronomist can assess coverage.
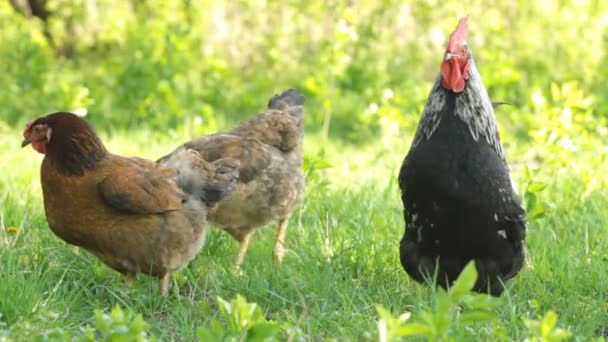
[98,158,186,214]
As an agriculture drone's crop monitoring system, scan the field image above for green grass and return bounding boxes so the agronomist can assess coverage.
[1,126,607,341]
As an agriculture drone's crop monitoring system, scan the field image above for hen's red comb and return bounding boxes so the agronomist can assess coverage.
[23,120,34,137]
[447,16,468,52]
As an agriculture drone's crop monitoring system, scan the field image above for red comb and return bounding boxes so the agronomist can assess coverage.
[447,16,468,52]
[23,120,34,137]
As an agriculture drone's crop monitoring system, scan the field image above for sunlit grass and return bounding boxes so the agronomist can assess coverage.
[1,127,607,340]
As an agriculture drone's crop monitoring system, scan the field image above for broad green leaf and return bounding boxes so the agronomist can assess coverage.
[540,311,558,336]
[527,182,548,193]
[247,322,281,341]
[129,315,147,334]
[196,327,221,342]
[94,311,112,335]
[460,311,498,324]
[448,261,477,301]
[395,323,432,336]
[375,305,393,322]
[110,305,126,324]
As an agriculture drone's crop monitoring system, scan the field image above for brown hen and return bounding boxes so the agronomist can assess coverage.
[22,112,239,295]
[158,89,305,268]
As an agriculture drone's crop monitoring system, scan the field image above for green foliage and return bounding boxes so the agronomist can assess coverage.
[376,262,503,341]
[196,295,282,342]
[2,0,608,142]
[0,306,153,342]
[0,296,281,341]
[522,166,548,221]
[0,296,576,342]
[524,311,571,342]
[376,262,573,342]
[303,148,333,194]
[376,307,417,342]
[92,306,152,342]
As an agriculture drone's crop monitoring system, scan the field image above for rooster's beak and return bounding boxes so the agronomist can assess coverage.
[491,101,510,109]
[21,138,31,148]
[444,52,456,61]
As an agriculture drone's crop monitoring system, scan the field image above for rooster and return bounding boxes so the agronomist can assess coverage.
[22,112,239,295]
[159,89,305,269]
[398,17,526,296]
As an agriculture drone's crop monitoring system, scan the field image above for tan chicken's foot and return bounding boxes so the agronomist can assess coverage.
[273,219,289,263]
[160,274,171,296]
[232,231,252,274]
[124,273,135,287]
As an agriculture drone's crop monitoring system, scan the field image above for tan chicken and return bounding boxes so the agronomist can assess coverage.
[22,112,239,295]
[158,89,305,268]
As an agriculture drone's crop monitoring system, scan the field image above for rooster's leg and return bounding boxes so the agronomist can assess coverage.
[233,231,252,271]
[273,219,289,262]
[124,272,135,287]
[159,273,171,296]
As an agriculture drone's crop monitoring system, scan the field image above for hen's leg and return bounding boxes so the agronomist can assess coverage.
[159,273,171,296]
[233,231,252,270]
[400,237,436,283]
[124,272,136,287]
[273,218,289,262]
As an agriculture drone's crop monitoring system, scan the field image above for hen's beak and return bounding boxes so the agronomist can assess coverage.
[21,138,31,148]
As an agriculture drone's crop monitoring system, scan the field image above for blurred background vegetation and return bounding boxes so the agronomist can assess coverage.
[0,0,606,141]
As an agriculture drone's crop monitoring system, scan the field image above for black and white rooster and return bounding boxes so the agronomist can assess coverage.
[398,17,526,296]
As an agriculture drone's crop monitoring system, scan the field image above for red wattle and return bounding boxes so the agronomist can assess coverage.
[32,141,47,154]
[441,60,465,93]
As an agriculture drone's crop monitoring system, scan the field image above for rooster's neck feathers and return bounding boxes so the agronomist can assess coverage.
[412,60,505,160]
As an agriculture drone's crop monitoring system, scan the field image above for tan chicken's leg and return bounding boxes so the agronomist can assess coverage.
[160,273,171,296]
[273,219,289,263]
[124,272,135,287]
[232,231,252,272]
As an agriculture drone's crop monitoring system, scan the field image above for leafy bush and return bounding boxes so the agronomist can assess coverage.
[375,262,572,342]
[524,311,571,342]
[0,289,574,341]
[0,296,281,342]
[196,295,281,342]
[2,1,608,144]
[376,262,503,341]
[0,306,153,342]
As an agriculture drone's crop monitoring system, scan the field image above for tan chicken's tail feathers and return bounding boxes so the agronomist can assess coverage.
[159,149,240,208]
[268,88,305,117]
